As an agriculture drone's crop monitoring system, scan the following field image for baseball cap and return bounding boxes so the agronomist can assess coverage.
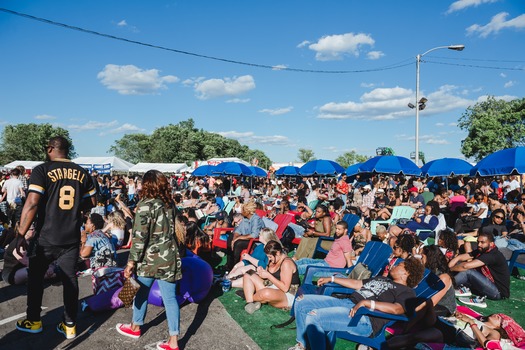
[408,187,419,193]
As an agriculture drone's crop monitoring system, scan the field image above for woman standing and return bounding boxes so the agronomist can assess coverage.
[116,170,184,350]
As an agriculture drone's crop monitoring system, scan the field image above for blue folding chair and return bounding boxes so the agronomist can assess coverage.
[312,213,361,258]
[327,269,445,350]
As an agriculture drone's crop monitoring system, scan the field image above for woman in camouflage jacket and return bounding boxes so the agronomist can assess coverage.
[116,170,184,350]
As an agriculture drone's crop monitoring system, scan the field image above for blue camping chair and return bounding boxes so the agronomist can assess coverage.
[312,214,361,258]
[297,241,392,300]
[327,269,445,350]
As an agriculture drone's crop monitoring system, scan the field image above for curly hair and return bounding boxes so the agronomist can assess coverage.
[423,244,450,275]
[106,210,126,229]
[404,257,425,288]
[438,229,458,253]
[141,170,173,208]
[396,234,416,255]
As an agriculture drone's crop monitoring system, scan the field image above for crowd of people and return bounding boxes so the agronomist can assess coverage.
[2,143,525,349]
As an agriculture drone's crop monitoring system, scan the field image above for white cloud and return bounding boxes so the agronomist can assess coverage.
[500,73,507,78]
[97,64,179,95]
[272,64,288,70]
[100,123,146,136]
[193,75,255,100]
[360,82,376,88]
[476,94,518,102]
[435,122,445,127]
[226,98,251,103]
[446,0,499,14]
[449,122,458,127]
[395,134,450,145]
[117,20,127,27]
[367,51,384,60]
[297,40,310,48]
[259,106,293,116]
[467,12,525,38]
[216,131,290,145]
[504,80,515,88]
[68,120,119,132]
[318,85,474,120]
[303,33,375,61]
[35,114,57,120]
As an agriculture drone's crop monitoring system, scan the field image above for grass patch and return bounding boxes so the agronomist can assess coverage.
[217,276,525,350]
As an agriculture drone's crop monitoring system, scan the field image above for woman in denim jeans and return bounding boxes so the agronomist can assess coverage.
[116,170,184,350]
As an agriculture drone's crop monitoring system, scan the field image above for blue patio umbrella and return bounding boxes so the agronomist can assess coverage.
[470,147,525,176]
[191,164,216,177]
[345,163,363,176]
[275,165,300,177]
[358,155,421,176]
[249,166,267,177]
[212,161,253,176]
[299,159,345,176]
[421,158,473,177]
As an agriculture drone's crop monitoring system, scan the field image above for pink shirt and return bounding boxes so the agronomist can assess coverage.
[324,234,353,268]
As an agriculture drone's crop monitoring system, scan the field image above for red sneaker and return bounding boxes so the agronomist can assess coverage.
[116,323,140,339]
[156,341,179,350]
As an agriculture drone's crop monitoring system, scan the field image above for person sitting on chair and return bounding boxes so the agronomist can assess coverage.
[288,257,425,350]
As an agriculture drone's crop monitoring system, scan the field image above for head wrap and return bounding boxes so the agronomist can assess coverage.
[498,313,525,347]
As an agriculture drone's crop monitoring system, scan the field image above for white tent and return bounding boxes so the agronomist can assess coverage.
[3,160,44,170]
[203,157,251,166]
[129,163,188,174]
[72,156,134,173]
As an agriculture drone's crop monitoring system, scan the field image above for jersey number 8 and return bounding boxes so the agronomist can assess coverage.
[59,185,75,210]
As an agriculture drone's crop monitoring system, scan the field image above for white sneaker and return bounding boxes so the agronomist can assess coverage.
[455,286,472,297]
[458,296,487,308]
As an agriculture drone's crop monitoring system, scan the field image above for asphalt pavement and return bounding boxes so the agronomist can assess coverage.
[0,252,261,350]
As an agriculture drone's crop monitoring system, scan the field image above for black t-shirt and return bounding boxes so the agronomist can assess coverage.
[470,247,510,298]
[350,276,416,334]
[29,159,95,246]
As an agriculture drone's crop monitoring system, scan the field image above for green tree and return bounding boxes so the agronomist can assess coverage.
[335,151,370,168]
[108,133,152,164]
[108,118,272,166]
[298,148,315,163]
[459,96,525,161]
[0,123,75,164]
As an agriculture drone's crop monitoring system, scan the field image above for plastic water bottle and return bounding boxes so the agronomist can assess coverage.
[222,272,231,292]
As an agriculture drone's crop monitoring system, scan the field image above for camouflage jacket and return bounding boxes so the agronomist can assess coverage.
[129,198,182,282]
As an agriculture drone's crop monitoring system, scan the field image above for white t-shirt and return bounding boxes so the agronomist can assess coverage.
[2,177,23,204]
[110,228,125,244]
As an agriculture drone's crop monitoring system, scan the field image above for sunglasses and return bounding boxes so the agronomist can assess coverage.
[494,215,505,220]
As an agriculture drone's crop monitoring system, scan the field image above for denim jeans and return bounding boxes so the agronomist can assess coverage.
[294,294,372,350]
[133,276,180,336]
[454,269,501,300]
[295,258,329,275]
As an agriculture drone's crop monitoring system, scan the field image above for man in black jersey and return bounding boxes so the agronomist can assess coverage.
[15,136,96,339]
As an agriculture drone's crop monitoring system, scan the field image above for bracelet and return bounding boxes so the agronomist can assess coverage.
[370,300,376,311]
[470,323,477,329]
[331,275,335,283]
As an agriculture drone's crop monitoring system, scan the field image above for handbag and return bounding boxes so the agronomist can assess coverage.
[347,262,372,280]
[92,267,124,295]
[118,277,141,307]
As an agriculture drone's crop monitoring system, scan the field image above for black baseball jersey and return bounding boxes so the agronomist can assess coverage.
[28,159,96,246]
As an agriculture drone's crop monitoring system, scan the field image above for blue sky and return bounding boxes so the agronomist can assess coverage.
[0,0,524,167]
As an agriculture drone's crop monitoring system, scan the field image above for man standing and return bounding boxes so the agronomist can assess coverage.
[1,168,25,227]
[15,136,96,339]
[450,231,510,305]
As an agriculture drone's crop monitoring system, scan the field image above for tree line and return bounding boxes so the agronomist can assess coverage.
[1,96,523,166]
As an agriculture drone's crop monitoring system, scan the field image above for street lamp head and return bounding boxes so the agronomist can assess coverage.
[448,45,465,51]
[419,97,428,104]
[408,102,415,109]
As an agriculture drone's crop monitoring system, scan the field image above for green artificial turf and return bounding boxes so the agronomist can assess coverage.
[217,274,525,350]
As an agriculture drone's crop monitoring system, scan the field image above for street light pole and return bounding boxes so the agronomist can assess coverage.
[414,44,465,166]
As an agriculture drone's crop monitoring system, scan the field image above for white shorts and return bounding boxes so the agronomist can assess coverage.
[268,284,295,307]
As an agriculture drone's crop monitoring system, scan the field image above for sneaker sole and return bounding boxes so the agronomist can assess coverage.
[458,298,487,308]
[116,324,140,339]
[57,324,76,339]
[16,324,42,334]
[455,292,472,297]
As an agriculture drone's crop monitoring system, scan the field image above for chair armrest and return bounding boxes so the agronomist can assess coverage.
[303,266,353,285]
